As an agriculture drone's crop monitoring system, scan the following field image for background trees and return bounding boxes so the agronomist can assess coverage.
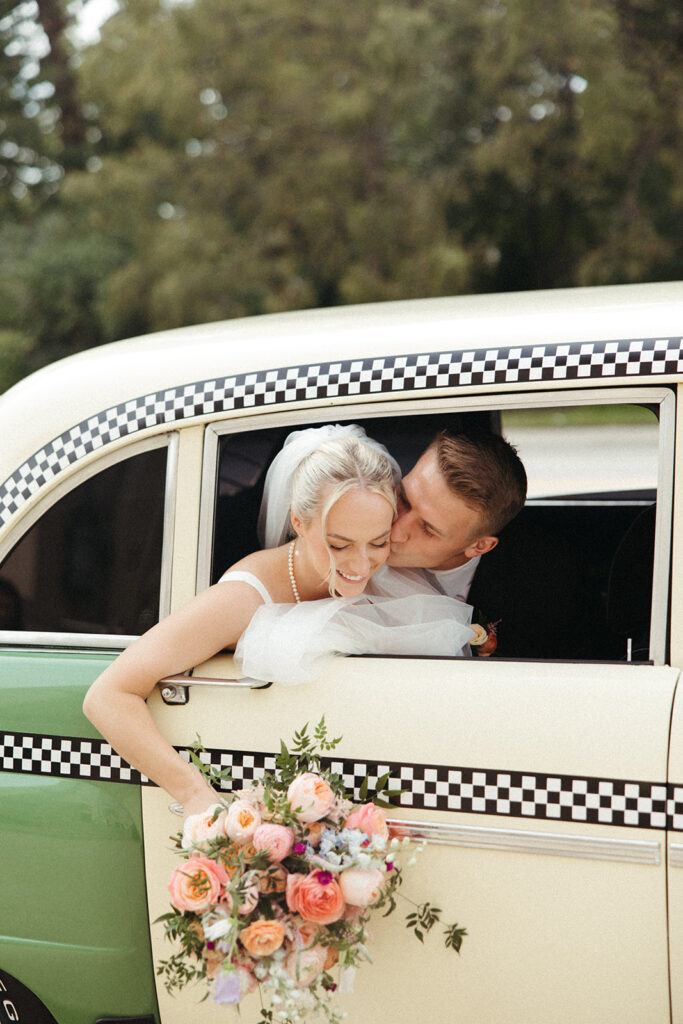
[1,0,682,391]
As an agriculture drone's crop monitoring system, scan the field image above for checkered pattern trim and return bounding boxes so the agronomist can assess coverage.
[2,335,682,527]
[0,730,149,785]
[3,729,683,832]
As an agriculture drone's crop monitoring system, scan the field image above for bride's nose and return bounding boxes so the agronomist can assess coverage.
[349,548,372,574]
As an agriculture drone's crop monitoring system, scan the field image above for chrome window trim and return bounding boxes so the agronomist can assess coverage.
[0,432,179,651]
[0,632,138,652]
[197,385,673,665]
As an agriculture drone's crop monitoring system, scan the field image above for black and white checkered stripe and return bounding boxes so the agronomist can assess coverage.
[2,336,682,527]
[3,729,682,832]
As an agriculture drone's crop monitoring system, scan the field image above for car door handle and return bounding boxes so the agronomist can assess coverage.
[157,673,271,705]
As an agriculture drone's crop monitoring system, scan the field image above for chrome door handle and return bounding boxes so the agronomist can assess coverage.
[157,673,271,705]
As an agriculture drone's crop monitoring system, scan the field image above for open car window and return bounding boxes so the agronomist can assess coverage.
[209,394,670,665]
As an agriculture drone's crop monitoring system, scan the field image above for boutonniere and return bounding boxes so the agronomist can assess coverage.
[470,618,500,657]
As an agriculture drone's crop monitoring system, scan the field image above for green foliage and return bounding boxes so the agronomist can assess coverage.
[2,0,683,389]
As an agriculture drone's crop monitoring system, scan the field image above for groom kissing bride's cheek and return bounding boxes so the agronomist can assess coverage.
[372,425,596,662]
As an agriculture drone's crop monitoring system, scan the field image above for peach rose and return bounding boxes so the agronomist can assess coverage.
[168,855,229,913]
[253,823,295,862]
[286,870,345,925]
[339,866,384,907]
[344,802,389,841]
[303,821,325,847]
[226,800,261,845]
[287,773,334,823]
[181,804,228,849]
[284,946,328,987]
[239,919,286,957]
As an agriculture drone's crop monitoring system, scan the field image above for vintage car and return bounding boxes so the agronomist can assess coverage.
[1,280,683,1024]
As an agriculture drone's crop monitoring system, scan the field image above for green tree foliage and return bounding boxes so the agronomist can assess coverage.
[1,0,682,392]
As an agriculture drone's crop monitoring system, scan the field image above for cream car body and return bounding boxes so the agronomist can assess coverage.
[1,281,683,1024]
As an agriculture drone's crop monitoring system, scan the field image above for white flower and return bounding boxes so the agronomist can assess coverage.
[203,915,234,942]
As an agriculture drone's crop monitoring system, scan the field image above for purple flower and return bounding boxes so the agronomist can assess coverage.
[214,971,242,1005]
[316,870,334,885]
[293,842,307,855]
[385,861,394,872]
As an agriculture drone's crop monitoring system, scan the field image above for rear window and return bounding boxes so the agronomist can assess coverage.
[0,446,167,636]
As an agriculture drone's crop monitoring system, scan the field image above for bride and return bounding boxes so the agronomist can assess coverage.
[83,424,474,818]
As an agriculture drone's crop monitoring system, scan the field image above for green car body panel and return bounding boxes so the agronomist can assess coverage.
[0,650,159,1024]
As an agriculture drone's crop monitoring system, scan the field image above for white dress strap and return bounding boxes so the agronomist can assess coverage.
[218,570,273,605]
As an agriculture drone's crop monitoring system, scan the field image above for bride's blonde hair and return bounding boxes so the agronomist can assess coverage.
[290,436,397,595]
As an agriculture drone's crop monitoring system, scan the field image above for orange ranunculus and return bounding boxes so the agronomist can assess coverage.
[168,856,228,913]
[239,919,286,957]
[286,870,345,925]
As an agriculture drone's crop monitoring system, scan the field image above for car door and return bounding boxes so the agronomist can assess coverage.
[0,437,174,1024]
[141,385,677,1024]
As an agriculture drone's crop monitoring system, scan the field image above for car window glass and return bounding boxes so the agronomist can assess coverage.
[0,446,167,636]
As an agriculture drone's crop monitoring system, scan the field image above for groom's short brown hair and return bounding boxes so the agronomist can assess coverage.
[430,430,527,536]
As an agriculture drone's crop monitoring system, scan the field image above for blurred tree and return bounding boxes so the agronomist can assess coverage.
[1,0,682,394]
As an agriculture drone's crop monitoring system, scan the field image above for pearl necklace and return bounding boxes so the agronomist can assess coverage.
[288,539,301,603]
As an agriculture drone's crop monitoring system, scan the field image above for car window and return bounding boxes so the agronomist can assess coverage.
[0,446,167,637]
[209,399,666,665]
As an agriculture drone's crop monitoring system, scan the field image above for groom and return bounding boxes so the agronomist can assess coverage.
[370,429,593,659]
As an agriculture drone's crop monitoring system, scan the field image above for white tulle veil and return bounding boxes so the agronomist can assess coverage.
[257,423,401,549]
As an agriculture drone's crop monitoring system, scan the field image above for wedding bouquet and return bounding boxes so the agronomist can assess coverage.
[157,720,465,1024]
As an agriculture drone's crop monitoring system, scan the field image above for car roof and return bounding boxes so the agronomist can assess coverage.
[1,281,682,528]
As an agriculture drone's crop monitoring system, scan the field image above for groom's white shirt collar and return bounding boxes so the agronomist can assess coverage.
[368,557,480,603]
[425,556,481,603]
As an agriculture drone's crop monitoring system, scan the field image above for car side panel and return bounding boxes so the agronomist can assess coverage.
[142,655,676,1024]
[0,650,159,1024]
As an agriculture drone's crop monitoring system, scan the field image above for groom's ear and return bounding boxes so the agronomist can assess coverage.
[464,535,498,559]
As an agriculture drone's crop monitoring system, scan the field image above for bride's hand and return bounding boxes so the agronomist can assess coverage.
[179,775,220,821]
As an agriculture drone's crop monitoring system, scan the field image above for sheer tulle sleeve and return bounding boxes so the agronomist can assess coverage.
[233,593,474,686]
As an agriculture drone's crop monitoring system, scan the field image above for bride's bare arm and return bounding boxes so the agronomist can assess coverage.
[83,580,265,816]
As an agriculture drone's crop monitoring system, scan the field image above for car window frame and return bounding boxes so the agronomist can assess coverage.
[197,385,675,666]
[0,432,179,651]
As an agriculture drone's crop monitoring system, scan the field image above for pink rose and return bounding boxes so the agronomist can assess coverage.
[286,870,345,925]
[344,802,389,841]
[181,804,228,849]
[226,799,261,844]
[253,823,295,862]
[287,773,335,823]
[168,855,229,913]
[284,946,328,987]
[339,866,384,907]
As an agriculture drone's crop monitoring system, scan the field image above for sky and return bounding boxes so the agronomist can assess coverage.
[72,0,119,45]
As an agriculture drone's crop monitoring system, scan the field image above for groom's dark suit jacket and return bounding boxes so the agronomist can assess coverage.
[466,514,600,661]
